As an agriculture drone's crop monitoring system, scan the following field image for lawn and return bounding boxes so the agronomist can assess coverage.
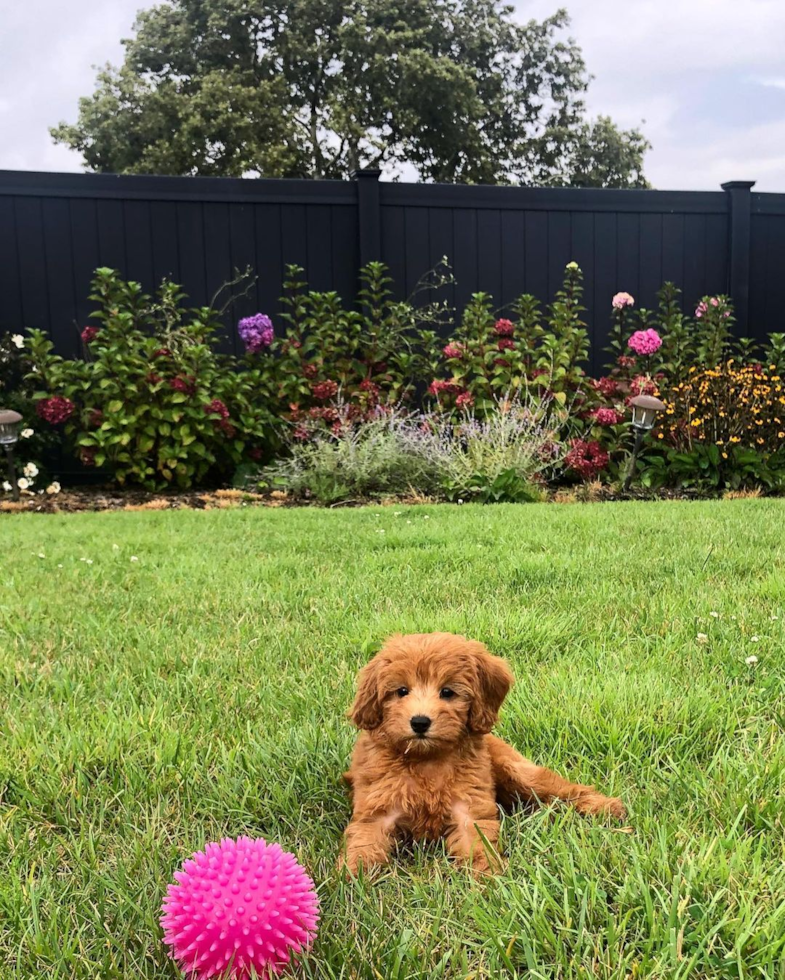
[1,500,784,980]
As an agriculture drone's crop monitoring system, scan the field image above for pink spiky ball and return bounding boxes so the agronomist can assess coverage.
[161,837,319,980]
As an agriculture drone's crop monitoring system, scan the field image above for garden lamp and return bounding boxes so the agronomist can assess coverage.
[0,409,23,501]
[623,394,666,491]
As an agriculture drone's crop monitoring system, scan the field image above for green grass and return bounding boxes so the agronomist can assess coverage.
[1,500,784,980]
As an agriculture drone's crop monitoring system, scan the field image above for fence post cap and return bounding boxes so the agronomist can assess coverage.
[351,168,382,180]
[721,180,756,191]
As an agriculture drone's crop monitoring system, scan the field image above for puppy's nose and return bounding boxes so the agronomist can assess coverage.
[410,715,431,735]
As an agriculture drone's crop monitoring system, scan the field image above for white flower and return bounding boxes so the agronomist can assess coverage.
[21,428,33,439]
[11,334,24,349]
[46,482,61,495]
[112,543,120,551]
[37,553,45,559]
[424,515,430,520]
[745,655,758,666]
[394,512,402,516]
[2,481,11,492]
[710,611,719,618]
[86,559,93,565]
[17,477,29,490]
[406,520,412,525]
[57,563,63,568]
[750,635,759,642]
[731,615,737,621]
[23,463,39,478]
[457,499,464,505]
[771,615,779,621]
[696,633,708,643]
[130,556,139,562]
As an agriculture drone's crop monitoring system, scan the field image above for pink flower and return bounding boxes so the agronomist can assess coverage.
[455,391,474,409]
[497,338,515,351]
[443,343,465,359]
[612,292,635,310]
[593,376,618,398]
[428,380,463,397]
[710,297,719,307]
[695,301,708,318]
[564,439,609,480]
[629,375,658,397]
[591,407,623,426]
[311,380,339,400]
[627,329,662,356]
[494,319,515,337]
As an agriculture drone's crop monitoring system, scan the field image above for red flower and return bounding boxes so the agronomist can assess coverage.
[494,319,515,337]
[146,372,162,385]
[428,380,463,397]
[170,376,196,395]
[81,326,100,344]
[248,447,263,461]
[358,379,380,401]
[311,380,339,400]
[36,396,75,425]
[530,368,548,379]
[455,391,474,409]
[79,446,97,467]
[591,407,623,426]
[291,340,302,349]
[218,420,236,438]
[293,425,310,441]
[153,348,173,359]
[497,338,515,352]
[564,439,609,480]
[617,355,637,370]
[593,376,618,398]
[443,343,465,359]
[494,358,510,368]
[88,408,104,429]
[629,375,657,397]
[203,399,230,419]
[302,364,319,380]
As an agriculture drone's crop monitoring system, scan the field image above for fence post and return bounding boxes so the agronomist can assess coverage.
[352,168,382,269]
[721,180,756,333]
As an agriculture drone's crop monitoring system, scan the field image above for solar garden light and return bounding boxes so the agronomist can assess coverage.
[623,394,666,491]
[0,409,23,502]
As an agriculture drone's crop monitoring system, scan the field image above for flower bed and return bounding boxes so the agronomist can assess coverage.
[3,262,785,503]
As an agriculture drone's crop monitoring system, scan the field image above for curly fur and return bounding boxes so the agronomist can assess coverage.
[341,632,626,875]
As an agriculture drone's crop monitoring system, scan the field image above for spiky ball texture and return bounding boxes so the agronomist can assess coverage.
[161,837,319,979]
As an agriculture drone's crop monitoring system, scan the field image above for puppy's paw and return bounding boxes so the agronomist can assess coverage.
[575,793,627,821]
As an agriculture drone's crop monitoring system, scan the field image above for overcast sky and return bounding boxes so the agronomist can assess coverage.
[1,0,784,190]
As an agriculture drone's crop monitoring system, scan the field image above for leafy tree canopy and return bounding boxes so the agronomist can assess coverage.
[52,0,650,187]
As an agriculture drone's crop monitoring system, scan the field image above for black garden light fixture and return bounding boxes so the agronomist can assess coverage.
[0,409,23,501]
[623,394,666,491]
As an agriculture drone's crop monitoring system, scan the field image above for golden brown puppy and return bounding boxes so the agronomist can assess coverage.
[340,632,625,875]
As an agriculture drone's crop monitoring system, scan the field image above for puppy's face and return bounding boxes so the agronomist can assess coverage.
[349,633,513,754]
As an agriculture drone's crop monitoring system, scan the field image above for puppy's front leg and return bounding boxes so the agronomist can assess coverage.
[340,814,396,876]
[446,803,502,875]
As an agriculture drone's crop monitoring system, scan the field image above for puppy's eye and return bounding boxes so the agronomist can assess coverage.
[440,688,456,700]
[396,687,409,698]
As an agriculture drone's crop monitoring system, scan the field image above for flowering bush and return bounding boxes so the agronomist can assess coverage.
[275,261,449,436]
[0,331,57,495]
[428,263,589,414]
[26,269,277,489]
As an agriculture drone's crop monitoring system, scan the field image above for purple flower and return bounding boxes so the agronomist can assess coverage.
[238,313,274,353]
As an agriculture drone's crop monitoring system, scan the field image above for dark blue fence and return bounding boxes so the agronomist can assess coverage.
[1,169,781,372]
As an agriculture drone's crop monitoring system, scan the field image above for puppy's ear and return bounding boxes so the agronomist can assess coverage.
[468,645,514,734]
[348,654,385,730]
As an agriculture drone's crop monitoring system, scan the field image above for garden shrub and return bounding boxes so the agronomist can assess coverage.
[275,261,449,435]
[27,269,277,490]
[261,394,565,504]
[0,332,59,496]
[429,262,589,413]
[260,406,447,504]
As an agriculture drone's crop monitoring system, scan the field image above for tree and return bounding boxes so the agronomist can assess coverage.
[52,0,650,187]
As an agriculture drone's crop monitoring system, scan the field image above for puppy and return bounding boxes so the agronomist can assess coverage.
[340,632,625,875]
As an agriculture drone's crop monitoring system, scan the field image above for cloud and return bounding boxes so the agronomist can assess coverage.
[0,0,783,190]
